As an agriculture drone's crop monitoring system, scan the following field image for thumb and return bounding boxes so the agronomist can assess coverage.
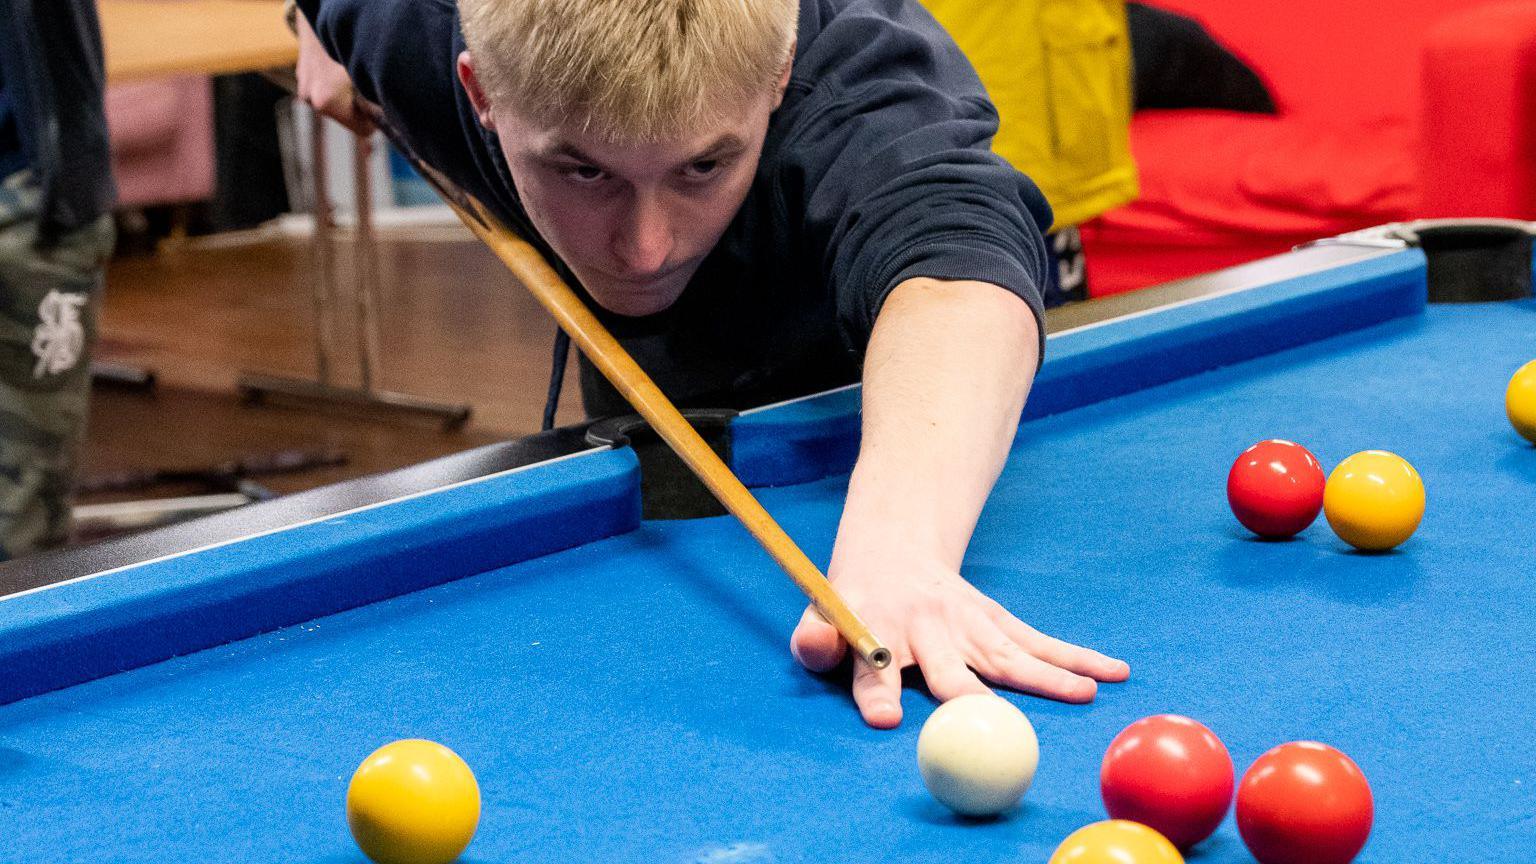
[790,605,847,672]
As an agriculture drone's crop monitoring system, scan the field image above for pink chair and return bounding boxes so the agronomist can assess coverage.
[105,76,215,208]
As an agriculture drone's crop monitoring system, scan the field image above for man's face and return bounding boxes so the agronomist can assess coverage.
[460,55,784,317]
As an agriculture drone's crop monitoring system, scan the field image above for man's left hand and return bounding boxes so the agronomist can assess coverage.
[790,547,1129,728]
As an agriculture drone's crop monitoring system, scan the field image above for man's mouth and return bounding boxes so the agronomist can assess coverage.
[601,267,686,290]
[609,277,660,290]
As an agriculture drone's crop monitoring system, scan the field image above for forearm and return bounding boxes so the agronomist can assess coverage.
[835,277,1040,572]
[794,277,1122,724]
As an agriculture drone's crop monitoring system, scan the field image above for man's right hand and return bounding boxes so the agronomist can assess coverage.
[295,13,378,136]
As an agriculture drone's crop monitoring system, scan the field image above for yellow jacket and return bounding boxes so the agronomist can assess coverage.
[921,0,1138,229]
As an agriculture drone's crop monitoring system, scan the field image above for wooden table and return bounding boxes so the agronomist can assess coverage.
[95,0,470,436]
[99,0,296,85]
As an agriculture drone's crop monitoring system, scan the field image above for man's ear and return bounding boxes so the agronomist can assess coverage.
[772,42,796,110]
[457,51,497,128]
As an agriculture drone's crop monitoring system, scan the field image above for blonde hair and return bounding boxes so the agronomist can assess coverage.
[459,0,800,143]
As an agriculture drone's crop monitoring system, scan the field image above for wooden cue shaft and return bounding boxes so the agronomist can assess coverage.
[450,194,892,670]
[312,87,893,669]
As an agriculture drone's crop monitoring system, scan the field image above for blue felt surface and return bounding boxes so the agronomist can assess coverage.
[732,386,861,487]
[0,251,1424,708]
[2,301,1535,862]
[0,448,641,705]
[732,250,1428,487]
[1025,250,1427,421]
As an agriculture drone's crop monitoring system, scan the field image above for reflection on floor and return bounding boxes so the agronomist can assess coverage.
[76,229,586,545]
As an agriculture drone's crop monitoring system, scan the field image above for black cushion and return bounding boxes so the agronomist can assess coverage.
[1128,3,1278,114]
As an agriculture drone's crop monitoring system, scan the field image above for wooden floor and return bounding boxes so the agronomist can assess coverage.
[81,227,586,513]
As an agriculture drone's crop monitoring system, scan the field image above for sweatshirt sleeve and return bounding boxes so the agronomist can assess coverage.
[774,0,1054,356]
[295,0,517,221]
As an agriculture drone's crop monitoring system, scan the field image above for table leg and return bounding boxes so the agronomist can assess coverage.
[309,106,338,386]
[352,133,381,392]
[239,109,471,430]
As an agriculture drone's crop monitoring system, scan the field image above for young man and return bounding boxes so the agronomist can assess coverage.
[295,0,1129,728]
[0,0,116,558]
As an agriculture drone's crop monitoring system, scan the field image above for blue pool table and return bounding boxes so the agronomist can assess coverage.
[2,225,1534,862]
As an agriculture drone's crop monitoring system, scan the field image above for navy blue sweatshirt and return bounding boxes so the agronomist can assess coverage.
[299,0,1053,417]
[0,66,22,178]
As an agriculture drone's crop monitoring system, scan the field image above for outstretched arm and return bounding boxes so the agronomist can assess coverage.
[789,276,1130,728]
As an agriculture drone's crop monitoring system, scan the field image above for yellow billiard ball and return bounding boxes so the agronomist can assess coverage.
[347,739,480,864]
[1508,360,1536,444]
[1049,819,1185,864]
[1323,450,1425,552]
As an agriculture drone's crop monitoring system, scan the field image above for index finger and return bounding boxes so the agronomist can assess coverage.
[852,659,904,729]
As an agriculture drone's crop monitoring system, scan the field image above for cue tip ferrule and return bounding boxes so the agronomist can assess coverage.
[854,636,892,669]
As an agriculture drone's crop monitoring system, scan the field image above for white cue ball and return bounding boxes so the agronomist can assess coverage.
[916,693,1039,817]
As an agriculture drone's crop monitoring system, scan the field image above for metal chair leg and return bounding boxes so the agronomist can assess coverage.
[239,108,472,430]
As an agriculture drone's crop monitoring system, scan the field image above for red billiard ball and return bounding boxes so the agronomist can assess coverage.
[1227,439,1326,538]
[1100,714,1234,850]
[1236,741,1373,864]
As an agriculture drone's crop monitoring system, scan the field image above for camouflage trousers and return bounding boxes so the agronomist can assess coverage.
[0,172,113,558]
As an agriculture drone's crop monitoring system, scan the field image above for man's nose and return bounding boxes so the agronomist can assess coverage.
[610,193,674,276]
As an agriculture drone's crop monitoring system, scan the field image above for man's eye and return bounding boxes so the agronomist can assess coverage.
[560,165,607,183]
[683,159,721,179]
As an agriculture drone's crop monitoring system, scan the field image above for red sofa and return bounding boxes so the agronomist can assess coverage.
[1081,0,1536,296]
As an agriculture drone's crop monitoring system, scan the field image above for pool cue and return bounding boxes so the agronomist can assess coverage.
[271,72,890,669]
[449,192,891,669]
